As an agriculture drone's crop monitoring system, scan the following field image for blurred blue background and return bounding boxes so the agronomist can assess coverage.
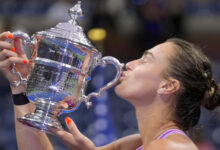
[0,0,220,150]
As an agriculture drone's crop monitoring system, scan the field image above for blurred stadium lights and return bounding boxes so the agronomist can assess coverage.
[87,67,117,146]
[212,127,220,145]
[131,0,148,6]
[0,0,220,149]
[88,28,107,42]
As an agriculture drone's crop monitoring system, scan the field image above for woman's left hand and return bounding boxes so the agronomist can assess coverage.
[51,117,96,150]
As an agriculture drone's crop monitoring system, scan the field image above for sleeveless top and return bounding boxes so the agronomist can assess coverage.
[136,129,189,150]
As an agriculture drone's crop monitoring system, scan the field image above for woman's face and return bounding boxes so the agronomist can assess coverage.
[115,42,175,104]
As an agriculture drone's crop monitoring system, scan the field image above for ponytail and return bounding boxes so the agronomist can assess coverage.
[166,38,220,130]
[203,82,220,110]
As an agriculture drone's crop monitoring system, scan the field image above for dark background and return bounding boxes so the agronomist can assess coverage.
[0,0,220,149]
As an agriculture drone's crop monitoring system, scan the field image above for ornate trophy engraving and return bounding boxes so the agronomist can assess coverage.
[10,1,123,133]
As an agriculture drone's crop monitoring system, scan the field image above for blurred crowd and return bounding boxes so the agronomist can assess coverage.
[0,0,220,150]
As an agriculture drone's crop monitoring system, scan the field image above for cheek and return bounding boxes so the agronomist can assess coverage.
[115,80,157,103]
[132,68,159,89]
[115,73,159,100]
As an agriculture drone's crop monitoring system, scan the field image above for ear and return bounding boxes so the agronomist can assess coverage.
[157,78,180,95]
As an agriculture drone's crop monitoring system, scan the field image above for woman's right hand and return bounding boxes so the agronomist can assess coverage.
[0,31,32,94]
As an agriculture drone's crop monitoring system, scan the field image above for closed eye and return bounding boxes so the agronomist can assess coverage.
[140,51,154,63]
[140,57,148,63]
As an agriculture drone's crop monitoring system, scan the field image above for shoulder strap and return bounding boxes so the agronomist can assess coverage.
[136,146,143,150]
[135,129,189,150]
[157,129,189,140]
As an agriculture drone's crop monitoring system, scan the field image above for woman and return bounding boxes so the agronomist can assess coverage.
[0,31,219,150]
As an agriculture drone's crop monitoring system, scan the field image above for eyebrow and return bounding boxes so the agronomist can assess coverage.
[143,51,154,58]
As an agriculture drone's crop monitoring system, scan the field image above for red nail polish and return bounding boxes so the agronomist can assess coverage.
[8,33,13,39]
[12,48,16,52]
[23,60,28,64]
[29,60,32,65]
[65,117,71,125]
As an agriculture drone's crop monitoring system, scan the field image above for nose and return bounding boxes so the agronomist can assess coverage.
[125,62,131,71]
[125,60,136,71]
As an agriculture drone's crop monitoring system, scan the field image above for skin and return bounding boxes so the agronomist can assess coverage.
[0,31,198,150]
[0,32,53,150]
[115,42,198,150]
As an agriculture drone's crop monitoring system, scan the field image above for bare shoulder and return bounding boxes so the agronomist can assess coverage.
[144,137,198,150]
[97,134,142,150]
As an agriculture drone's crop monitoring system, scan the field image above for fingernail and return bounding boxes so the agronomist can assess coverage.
[29,60,32,65]
[23,60,28,64]
[65,117,71,125]
[12,48,16,52]
[8,33,13,39]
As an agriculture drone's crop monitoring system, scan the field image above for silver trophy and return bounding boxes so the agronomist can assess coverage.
[10,1,123,133]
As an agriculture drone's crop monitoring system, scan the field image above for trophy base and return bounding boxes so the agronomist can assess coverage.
[17,99,63,134]
[18,113,63,134]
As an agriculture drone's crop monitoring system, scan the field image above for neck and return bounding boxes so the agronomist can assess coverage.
[134,98,179,146]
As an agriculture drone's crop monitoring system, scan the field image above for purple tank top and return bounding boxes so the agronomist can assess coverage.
[136,129,189,150]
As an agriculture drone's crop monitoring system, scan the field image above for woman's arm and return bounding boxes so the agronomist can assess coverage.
[53,117,142,150]
[14,103,54,150]
[0,32,54,150]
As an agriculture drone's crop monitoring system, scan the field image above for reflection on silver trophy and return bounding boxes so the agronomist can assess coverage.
[10,1,123,134]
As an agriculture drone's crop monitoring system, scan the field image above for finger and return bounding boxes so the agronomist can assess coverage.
[14,38,27,58]
[64,117,96,149]
[52,129,73,140]
[0,57,28,68]
[0,41,15,51]
[0,49,18,61]
[0,31,27,59]
[51,119,95,150]
[52,129,78,148]
[65,117,81,136]
[0,31,12,41]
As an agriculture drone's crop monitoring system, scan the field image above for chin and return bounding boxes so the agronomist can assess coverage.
[114,84,125,98]
[114,84,130,100]
[114,84,121,95]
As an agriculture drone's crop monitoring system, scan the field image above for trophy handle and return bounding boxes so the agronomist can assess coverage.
[9,31,36,87]
[79,56,124,109]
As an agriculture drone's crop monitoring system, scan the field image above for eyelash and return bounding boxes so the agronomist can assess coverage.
[140,57,148,63]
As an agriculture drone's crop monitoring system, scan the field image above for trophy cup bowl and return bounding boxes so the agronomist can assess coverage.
[10,1,123,134]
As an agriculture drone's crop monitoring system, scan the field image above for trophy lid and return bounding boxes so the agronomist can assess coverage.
[37,1,95,49]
